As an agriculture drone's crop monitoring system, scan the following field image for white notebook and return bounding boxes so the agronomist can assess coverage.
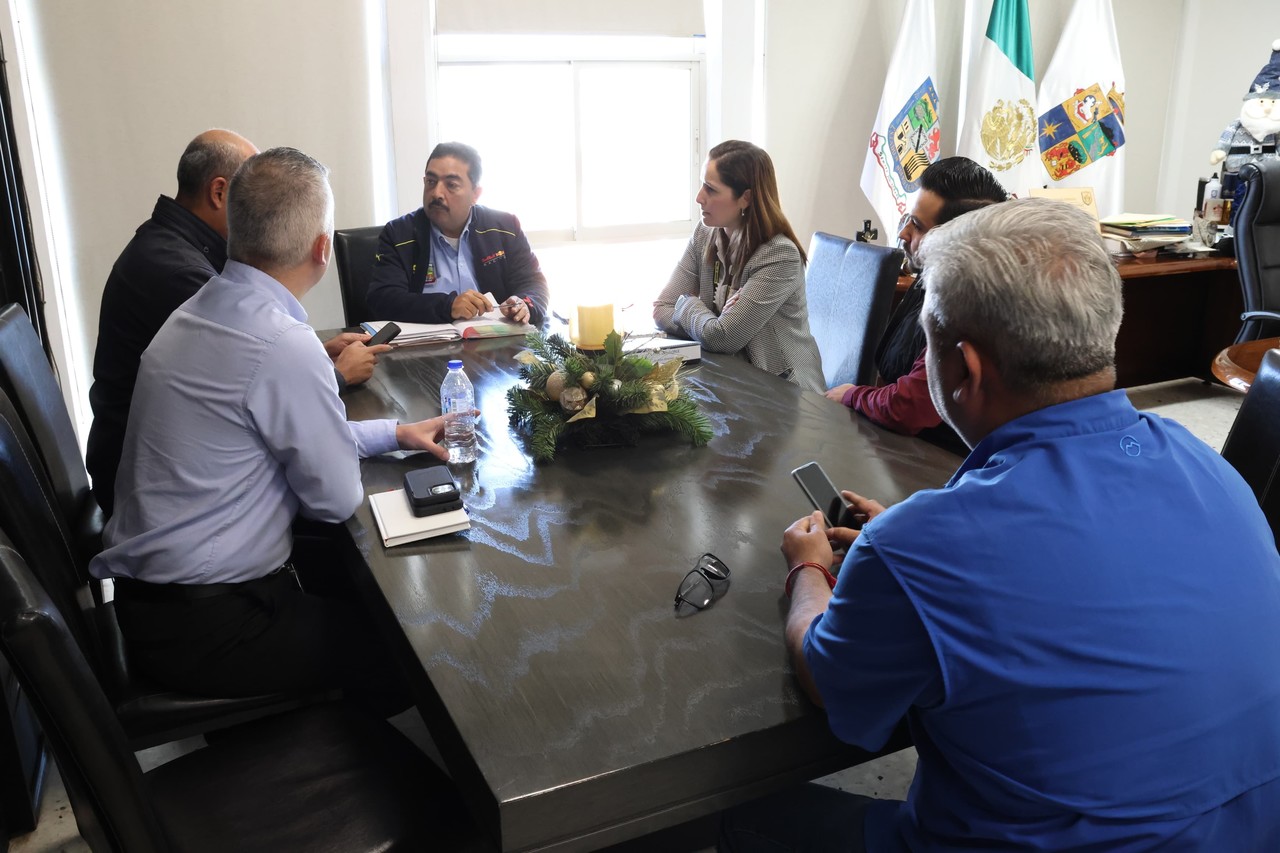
[368,488,470,547]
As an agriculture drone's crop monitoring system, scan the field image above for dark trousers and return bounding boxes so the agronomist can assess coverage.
[718,783,884,853]
[114,569,412,718]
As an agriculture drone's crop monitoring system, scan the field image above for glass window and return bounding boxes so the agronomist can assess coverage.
[436,37,701,241]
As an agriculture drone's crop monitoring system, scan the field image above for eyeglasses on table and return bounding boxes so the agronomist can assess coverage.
[674,553,731,614]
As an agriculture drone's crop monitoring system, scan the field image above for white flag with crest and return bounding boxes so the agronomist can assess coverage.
[1035,0,1126,216]
[860,0,941,237]
[958,0,1040,198]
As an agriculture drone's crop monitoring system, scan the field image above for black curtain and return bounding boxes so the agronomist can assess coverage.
[0,30,47,353]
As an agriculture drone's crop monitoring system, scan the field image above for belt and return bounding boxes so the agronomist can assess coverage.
[1227,144,1277,155]
[112,563,298,603]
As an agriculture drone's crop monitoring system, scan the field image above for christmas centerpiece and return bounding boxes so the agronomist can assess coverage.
[506,331,712,462]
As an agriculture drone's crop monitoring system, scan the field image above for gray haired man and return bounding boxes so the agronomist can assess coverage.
[721,199,1280,851]
[91,148,454,713]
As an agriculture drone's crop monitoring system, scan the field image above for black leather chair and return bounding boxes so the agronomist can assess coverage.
[1232,159,1280,343]
[1221,347,1280,549]
[805,232,904,388]
[0,388,321,749]
[334,225,383,328]
[0,529,486,853]
[0,304,102,581]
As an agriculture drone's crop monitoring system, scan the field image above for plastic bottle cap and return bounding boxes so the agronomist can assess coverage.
[447,359,463,369]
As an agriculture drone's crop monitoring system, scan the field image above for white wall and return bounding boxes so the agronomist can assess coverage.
[10,0,391,435]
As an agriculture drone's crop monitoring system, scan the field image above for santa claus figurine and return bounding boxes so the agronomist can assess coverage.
[1210,38,1280,195]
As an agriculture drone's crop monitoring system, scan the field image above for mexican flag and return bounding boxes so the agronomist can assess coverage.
[957,0,1040,198]
[860,0,940,238]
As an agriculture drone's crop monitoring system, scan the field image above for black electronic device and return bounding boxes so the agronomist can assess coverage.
[404,466,462,517]
[366,322,401,347]
[791,461,860,529]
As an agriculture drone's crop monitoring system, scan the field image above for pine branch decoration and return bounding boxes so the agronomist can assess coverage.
[506,330,712,462]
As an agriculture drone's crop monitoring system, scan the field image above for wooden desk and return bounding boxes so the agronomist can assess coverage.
[896,255,1241,388]
[340,339,958,852]
[1212,337,1279,391]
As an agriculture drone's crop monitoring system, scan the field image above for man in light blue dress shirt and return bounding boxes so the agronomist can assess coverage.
[91,147,454,713]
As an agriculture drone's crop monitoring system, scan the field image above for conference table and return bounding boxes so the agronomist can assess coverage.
[338,335,960,852]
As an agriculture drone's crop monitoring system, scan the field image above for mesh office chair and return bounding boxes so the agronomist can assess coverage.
[1232,159,1280,343]
[0,528,484,853]
[805,232,903,388]
[1221,347,1280,549]
[334,226,383,328]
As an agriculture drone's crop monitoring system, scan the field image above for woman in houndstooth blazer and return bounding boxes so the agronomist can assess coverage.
[654,140,824,392]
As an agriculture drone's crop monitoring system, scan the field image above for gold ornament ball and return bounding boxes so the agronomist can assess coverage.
[580,371,596,390]
[560,386,587,413]
[545,370,567,399]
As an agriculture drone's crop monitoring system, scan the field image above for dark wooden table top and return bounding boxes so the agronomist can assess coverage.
[340,336,960,852]
[1213,337,1280,392]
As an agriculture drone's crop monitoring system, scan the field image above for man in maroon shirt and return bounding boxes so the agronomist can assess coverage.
[826,158,1007,453]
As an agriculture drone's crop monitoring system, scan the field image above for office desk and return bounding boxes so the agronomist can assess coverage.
[895,255,1241,388]
[1112,256,1240,388]
[340,339,958,852]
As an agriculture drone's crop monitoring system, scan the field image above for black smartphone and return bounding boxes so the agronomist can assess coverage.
[791,461,860,529]
[366,322,401,347]
[404,466,461,517]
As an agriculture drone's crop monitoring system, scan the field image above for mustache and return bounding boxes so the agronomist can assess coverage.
[429,199,449,210]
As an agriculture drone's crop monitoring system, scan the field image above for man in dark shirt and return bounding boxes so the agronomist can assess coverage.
[87,129,386,515]
[824,157,1007,454]
[365,141,549,326]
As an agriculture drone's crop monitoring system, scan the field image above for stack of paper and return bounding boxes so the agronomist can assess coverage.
[362,312,535,347]
[369,488,470,547]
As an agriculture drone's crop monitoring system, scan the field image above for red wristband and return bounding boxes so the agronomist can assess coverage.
[785,561,837,598]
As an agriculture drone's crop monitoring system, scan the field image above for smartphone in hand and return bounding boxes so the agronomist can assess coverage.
[366,322,401,347]
[791,461,860,529]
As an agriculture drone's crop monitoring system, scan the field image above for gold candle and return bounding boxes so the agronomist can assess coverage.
[573,303,615,349]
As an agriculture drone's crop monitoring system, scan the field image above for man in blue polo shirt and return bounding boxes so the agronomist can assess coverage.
[721,198,1280,851]
[365,141,549,326]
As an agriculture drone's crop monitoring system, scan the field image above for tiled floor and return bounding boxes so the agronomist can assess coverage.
[6,378,1246,853]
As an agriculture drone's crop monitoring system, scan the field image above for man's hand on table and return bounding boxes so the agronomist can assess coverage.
[395,410,479,461]
[451,290,494,320]
[498,296,531,324]
[825,384,854,403]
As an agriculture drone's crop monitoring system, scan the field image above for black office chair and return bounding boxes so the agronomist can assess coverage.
[1232,159,1280,344]
[0,304,102,580]
[334,226,384,328]
[1221,347,1280,549]
[0,387,321,749]
[0,529,485,853]
[805,232,904,388]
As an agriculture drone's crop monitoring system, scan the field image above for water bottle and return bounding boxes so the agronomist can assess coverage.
[440,359,477,464]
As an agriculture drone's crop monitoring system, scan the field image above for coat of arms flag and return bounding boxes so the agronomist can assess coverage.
[860,0,939,236]
[1035,0,1127,217]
